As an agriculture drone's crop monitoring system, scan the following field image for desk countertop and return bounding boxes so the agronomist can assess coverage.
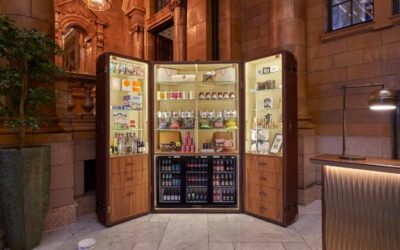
[310,154,400,174]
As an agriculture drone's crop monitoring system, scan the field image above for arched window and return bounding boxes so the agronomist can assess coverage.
[330,0,374,31]
[62,26,92,73]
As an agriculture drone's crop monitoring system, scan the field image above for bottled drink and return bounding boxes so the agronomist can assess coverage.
[191,190,195,201]
[165,189,169,201]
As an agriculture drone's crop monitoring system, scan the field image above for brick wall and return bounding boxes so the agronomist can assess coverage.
[306,0,399,161]
[187,0,212,60]
[218,0,241,60]
[241,0,399,161]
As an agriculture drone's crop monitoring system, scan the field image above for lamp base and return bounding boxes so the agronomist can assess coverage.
[339,155,366,160]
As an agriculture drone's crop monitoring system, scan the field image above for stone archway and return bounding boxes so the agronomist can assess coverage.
[55,0,107,74]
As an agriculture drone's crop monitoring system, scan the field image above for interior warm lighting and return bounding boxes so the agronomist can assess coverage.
[81,0,112,11]
[369,105,397,111]
[368,88,398,111]
[340,84,399,160]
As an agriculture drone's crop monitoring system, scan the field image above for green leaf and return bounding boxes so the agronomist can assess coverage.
[0,15,62,146]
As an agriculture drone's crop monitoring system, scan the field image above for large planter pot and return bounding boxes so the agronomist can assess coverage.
[0,146,50,250]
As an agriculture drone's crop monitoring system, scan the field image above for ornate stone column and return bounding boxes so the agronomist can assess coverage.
[270,0,318,205]
[130,25,145,59]
[169,0,187,61]
[124,3,146,59]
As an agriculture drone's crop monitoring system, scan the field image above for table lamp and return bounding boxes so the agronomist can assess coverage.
[340,83,399,160]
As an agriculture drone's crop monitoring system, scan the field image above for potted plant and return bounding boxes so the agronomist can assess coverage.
[0,16,61,249]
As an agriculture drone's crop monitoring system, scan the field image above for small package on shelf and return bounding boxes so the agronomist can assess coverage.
[131,95,143,110]
[169,119,181,129]
[110,61,117,73]
[118,62,126,74]
[123,95,132,110]
[159,131,181,152]
[264,97,273,109]
[111,78,120,90]
[199,118,212,129]
[213,132,234,152]
[203,71,216,81]
[225,118,238,129]
[158,118,170,129]
[256,81,266,91]
[135,65,145,78]
[132,81,141,92]
[257,140,270,154]
[113,112,129,130]
[213,118,224,128]
[215,67,236,82]
[181,118,195,129]
[122,79,131,91]
[171,74,196,82]
[250,129,270,153]
[126,64,135,75]
[157,67,177,82]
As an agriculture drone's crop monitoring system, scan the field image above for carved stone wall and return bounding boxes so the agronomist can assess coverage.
[55,0,137,73]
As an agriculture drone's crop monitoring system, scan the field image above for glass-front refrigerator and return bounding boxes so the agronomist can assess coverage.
[96,53,150,226]
[156,155,238,208]
[244,52,298,226]
[153,62,240,210]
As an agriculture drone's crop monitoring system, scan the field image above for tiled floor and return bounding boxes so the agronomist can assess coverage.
[35,200,322,250]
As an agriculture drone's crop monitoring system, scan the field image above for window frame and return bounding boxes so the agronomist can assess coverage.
[394,0,400,15]
[155,0,170,13]
[329,0,374,32]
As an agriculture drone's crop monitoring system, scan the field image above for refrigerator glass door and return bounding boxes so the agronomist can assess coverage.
[244,55,283,156]
[108,56,149,156]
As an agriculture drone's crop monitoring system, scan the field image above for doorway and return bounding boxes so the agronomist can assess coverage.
[154,23,173,61]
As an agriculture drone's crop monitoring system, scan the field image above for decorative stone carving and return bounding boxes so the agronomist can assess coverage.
[130,24,144,35]
[55,0,108,73]
[82,84,95,114]
[169,0,187,11]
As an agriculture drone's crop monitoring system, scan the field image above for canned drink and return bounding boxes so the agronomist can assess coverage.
[178,91,183,99]
[189,91,194,99]
[165,91,169,99]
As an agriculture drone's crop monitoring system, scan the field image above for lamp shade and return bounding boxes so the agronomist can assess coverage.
[368,88,398,111]
[81,0,112,11]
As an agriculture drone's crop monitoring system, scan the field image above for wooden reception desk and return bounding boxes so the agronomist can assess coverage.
[311,155,400,250]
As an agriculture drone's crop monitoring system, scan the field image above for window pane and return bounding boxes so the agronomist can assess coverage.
[395,0,400,14]
[332,2,351,30]
[332,0,348,5]
[156,0,169,12]
[352,0,374,24]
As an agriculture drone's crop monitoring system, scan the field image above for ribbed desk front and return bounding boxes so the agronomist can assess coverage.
[311,154,400,250]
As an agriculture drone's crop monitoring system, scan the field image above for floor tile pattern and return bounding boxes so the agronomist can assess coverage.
[34,200,322,250]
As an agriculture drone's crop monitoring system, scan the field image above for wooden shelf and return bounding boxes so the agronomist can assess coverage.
[154,151,239,156]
